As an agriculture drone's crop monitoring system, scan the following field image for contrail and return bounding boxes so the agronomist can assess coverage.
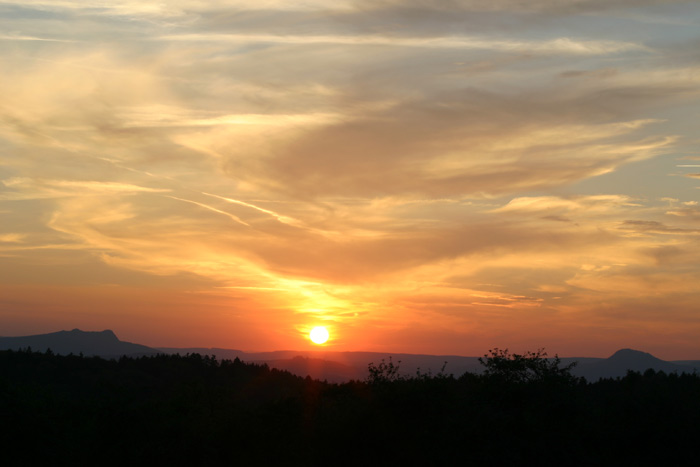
[166,196,250,227]
[203,192,302,227]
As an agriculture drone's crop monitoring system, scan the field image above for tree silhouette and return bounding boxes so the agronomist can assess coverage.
[366,357,403,384]
[4,347,700,465]
[478,347,578,384]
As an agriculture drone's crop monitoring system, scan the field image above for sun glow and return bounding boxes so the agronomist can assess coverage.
[309,326,329,344]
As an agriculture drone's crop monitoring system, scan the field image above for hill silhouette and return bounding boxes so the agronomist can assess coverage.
[3,329,699,381]
[0,329,158,358]
[571,348,693,381]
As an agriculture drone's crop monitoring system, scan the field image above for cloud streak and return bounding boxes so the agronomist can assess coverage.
[157,33,645,55]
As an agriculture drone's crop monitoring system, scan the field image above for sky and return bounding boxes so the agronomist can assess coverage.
[1,0,700,359]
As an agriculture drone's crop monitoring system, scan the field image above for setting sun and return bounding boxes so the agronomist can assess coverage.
[309,326,329,345]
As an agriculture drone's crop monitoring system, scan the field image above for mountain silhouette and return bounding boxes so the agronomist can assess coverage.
[572,348,690,381]
[3,330,699,381]
[0,329,159,358]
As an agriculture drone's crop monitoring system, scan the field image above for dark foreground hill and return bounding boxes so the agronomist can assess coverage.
[2,349,700,466]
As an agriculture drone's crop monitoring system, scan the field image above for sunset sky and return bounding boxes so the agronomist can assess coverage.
[1,0,699,359]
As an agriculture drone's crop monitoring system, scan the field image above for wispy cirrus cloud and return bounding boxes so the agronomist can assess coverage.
[0,233,25,243]
[157,33,646,55]
[0,178,170,200]
[0,33,74,42]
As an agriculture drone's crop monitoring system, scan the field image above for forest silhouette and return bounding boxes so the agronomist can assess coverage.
[2,348,699,466]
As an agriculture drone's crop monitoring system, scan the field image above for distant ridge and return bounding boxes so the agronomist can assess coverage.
[0,329,159,358]
[3,330,699,381]
[158,348,483,382]
[264,356,362,382]
[572,348,693,381]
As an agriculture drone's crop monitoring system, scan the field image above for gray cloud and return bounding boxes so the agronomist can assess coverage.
[620,220,700,235]
[218,85,676,198]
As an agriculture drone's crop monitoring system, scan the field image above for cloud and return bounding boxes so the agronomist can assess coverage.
[0,34,74,42]
[0,178,170,200]
[158,32,644,55]
[203,192,303,227]
[354,0,695,13]
[0,233,25,243]
[541,215,572,223]
[667,205,700,219]
[620,220,700,235]
[494,195,638,215]
[640,245,685,265]
[215,95,672,198]
[166,196,250,227]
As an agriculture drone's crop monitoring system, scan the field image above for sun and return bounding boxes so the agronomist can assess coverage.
[309,326,329,345]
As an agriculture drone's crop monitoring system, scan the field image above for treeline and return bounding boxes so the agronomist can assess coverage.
[1,348,699,466]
